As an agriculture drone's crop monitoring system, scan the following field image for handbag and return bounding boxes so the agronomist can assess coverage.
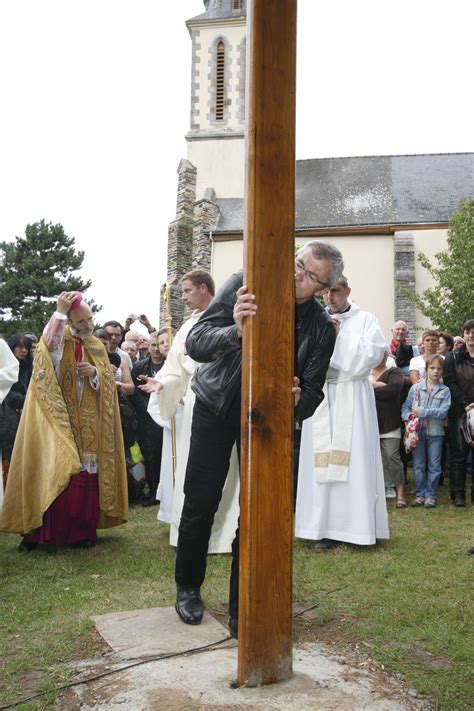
[403,386,420,452]
[460,410,474,449]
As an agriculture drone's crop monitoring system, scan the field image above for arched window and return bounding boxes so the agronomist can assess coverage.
[215,41,225,121]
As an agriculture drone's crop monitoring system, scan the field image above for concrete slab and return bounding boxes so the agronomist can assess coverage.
[91,607,230,658]
[65,643,424,710]
[71,607,431,710]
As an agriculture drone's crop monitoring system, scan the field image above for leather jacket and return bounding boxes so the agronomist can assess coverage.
[186,272,336,424]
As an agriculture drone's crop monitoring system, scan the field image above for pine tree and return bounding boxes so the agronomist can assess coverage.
[0,220,99,338]
[402,199,474,335]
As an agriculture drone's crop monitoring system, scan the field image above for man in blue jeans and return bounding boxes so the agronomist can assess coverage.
[175,241,343,636]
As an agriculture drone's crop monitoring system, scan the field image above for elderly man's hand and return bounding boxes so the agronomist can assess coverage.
[57,291,75,315]
[233,286,258,337]
[77,362,97,379]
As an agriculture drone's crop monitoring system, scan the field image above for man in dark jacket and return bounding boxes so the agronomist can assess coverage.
[174,241,343,636]
[131,329,169,506]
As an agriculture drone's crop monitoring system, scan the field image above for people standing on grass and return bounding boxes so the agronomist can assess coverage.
[402,354,451,509]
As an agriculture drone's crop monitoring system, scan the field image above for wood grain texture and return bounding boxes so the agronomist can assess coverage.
[237,0,297,687]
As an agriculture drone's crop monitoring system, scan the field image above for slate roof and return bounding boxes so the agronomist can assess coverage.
[213,153,474,233]
[188,0,247,24]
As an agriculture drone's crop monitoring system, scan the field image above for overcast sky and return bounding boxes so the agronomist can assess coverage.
[0,0,472,327]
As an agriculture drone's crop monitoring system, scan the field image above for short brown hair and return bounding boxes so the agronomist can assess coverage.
[425,354,444,369]
[422,329,439,341]
[180,269,215,297]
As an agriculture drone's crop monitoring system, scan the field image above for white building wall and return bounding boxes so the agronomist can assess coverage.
[188,138,244,199]
[413,229,449,332]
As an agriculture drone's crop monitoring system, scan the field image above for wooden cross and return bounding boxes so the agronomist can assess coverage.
[238,0,298,687]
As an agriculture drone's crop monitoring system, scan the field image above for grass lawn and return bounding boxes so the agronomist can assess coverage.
[1,479,472,710]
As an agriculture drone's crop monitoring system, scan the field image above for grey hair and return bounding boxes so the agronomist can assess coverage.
[334,275,349,290]
[297,240,344,287]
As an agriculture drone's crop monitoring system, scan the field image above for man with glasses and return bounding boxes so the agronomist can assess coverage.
[295,276,389,552]
[173,240,343,637]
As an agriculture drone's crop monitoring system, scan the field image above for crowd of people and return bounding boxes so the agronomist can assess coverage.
[0,248,473,638]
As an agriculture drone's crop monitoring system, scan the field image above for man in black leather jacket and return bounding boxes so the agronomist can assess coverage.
[174,241,343,636]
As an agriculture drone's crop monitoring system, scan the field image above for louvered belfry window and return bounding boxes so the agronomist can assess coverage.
[216,41,225,121]
[232,0,241,10]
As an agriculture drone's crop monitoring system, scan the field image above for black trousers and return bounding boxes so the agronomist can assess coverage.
[136,416,163,499]
[448,416,473,501]
[175,396,241,618]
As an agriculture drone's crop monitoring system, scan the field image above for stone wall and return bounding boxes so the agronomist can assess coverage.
[192,188,220,272]
[394,233,416,333]
[163,160,197,329]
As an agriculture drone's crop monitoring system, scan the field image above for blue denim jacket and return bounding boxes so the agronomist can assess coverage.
[401,380,451,436]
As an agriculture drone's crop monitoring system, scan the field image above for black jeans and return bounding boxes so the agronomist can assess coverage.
[448,416,473,501]
[136,416,163,499]
[175,397,241,617]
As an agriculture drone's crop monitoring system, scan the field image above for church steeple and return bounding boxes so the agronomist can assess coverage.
[185,0,247,199]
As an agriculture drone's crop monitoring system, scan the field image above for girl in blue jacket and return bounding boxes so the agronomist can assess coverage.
[402,354,451,508]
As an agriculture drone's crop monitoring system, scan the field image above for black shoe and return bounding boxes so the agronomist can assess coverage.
[71,539,97,549]
[141,496,158,507]
[453,496,466,507]
[18,540,37,553]
[175,587,203,625]
[228,616,238,639]
[467,547,474,556]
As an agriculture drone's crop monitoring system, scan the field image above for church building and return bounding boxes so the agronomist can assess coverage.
[166,0,474,339]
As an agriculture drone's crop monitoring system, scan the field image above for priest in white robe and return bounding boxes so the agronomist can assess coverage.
[295,276,389,549]
[0,338,20,507]
[141,270,240,554]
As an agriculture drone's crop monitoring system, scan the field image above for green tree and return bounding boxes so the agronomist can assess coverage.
[0,220,100,338]
[402,199,474,335]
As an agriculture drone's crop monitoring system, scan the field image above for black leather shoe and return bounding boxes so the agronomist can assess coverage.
[228,616,238,639]
[141,497,158,507]
[175,587,203,625]
[453,496,466,507]
[18,540,37,553]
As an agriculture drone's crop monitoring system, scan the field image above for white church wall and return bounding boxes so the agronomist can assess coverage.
[188,138,244,199]
[413,228,449,332]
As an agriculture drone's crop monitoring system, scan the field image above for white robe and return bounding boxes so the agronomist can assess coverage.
[147,312,240,554]
[295,304,390,546]
[0,339,20,507]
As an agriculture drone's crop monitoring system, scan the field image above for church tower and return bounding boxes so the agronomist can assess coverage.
[185,0,247,199]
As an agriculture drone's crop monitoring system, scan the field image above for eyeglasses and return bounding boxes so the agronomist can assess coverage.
[295,259,330,289]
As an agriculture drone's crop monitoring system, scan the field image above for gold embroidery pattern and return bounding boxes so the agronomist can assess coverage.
[314,450,350,467]
[329,449,350,466]
[314,452,330,468]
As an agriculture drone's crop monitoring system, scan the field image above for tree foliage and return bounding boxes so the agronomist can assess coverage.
[403,199,474,335]
[0,220,100,338]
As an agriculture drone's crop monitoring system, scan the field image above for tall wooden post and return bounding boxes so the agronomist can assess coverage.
[237,0,298,687]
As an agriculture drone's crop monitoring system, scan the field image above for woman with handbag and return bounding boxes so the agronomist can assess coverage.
[444,318,474,507]
[402,354,451,508]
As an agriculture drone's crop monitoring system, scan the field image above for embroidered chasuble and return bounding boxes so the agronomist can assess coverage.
[0,327,128,534]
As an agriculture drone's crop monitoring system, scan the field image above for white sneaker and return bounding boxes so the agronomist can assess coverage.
[385,487,396,499]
